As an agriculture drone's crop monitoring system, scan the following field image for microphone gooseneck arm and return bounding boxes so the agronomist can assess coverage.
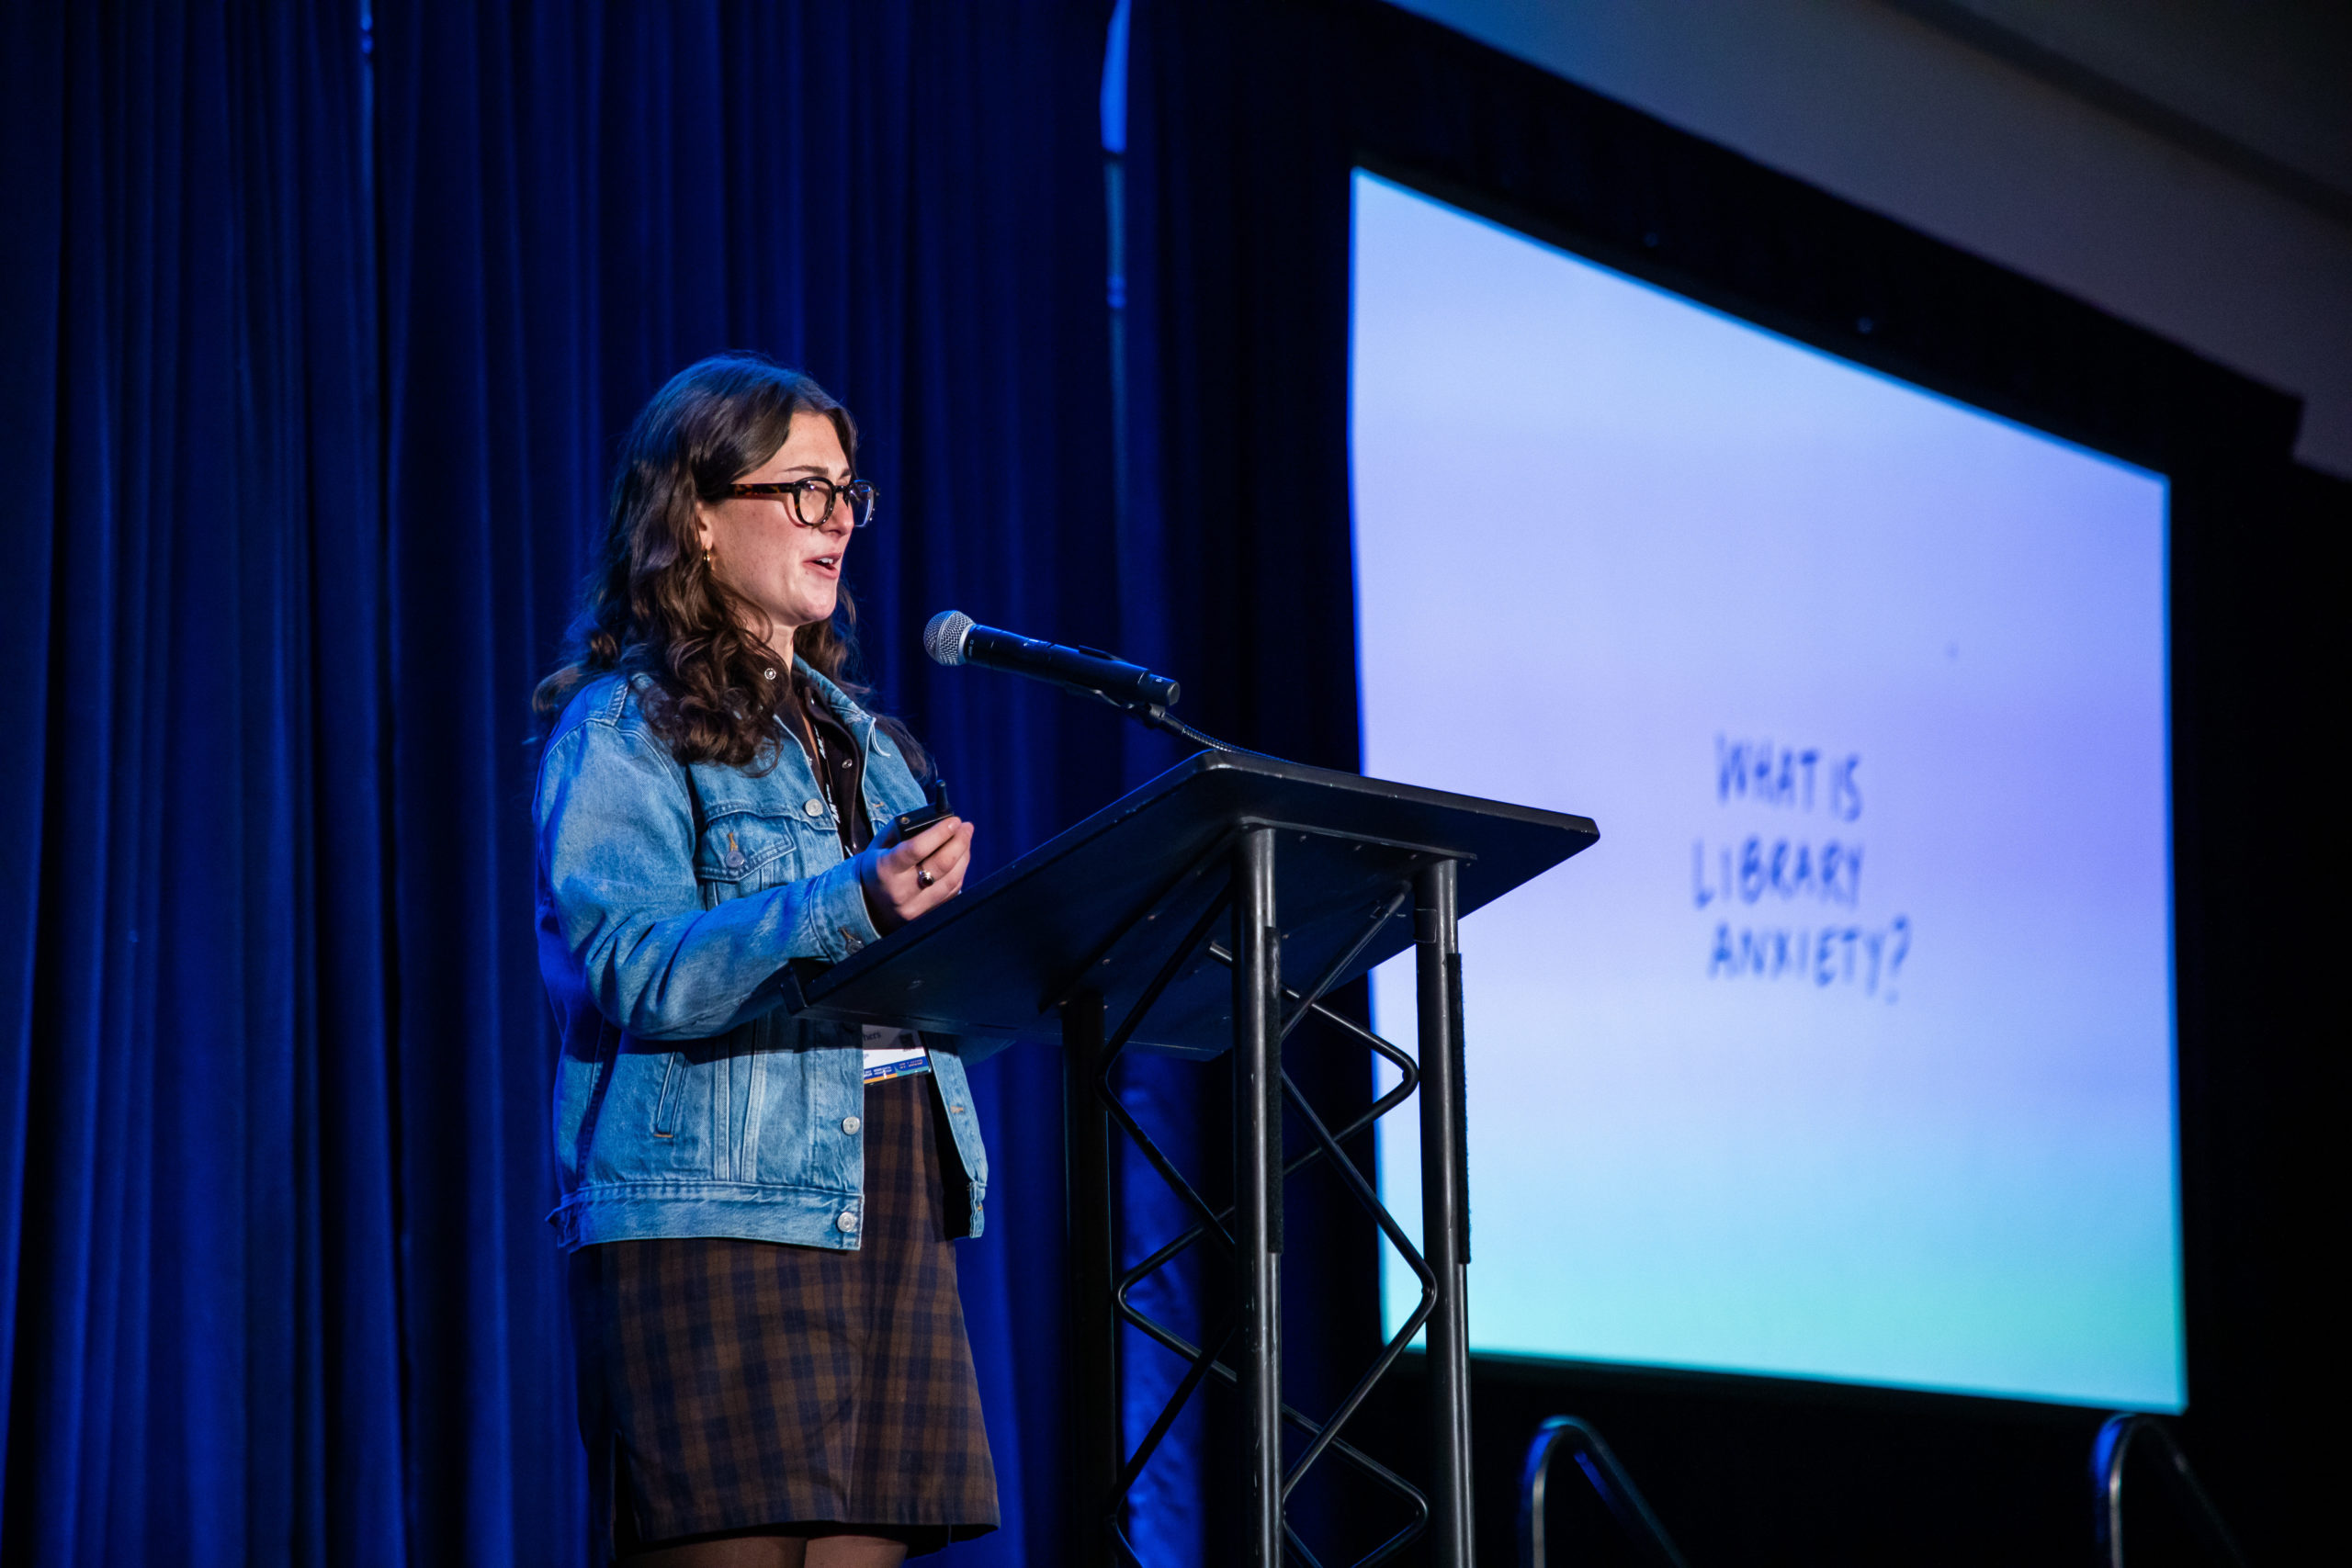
[1125,704,1246,756]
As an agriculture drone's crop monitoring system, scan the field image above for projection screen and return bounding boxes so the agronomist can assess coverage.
[1351,171,2182,1411]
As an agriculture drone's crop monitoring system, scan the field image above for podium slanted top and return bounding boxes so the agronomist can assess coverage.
[782,750,1598,1055]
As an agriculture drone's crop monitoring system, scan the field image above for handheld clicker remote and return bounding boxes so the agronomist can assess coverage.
[889,776,955,843]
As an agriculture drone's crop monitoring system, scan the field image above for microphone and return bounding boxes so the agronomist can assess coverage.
[924,610,1180,709]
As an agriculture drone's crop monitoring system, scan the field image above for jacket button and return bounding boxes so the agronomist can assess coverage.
[842,1115,862,1134]
[837,1210,860,1233]
[803,798,824,816]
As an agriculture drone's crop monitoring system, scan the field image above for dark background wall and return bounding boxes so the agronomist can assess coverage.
[1392,0,2352,479]
[1119,0,2343,1562]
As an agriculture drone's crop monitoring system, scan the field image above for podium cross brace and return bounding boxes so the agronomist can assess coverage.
[1062,823,1476,1568]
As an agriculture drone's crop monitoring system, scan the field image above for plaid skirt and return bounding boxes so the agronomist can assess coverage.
[568,1073,999,1560]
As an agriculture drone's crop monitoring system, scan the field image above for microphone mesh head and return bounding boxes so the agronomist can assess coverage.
[923,610,974,667]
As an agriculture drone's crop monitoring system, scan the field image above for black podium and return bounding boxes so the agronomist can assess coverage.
[785,751,1599,1567]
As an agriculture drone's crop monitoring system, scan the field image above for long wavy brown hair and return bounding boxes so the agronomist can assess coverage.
[534,353,923,773]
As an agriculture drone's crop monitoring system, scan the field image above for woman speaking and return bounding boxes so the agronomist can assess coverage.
[534,354,996,1566]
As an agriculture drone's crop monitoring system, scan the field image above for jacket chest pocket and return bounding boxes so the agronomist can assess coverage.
[694,799,841,899]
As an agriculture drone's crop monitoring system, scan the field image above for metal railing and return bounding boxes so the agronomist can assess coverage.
[2092,1413,2250,1567]
[1519,1416,1691,1568]
[1516,1404,2256,1565]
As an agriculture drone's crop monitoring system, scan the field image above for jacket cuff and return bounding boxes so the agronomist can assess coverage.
[799,854,882,960]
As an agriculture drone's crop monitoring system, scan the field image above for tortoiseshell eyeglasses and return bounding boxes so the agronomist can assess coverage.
[726,477,877,528]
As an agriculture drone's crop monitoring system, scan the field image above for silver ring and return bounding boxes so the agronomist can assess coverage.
[916,867,934,888]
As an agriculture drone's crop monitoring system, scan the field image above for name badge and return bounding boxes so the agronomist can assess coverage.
[861,1024,932,1084]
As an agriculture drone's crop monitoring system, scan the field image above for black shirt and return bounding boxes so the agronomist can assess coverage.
[794,682,874,855]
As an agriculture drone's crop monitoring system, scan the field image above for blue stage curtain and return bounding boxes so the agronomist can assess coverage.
[4,3,1115,1563]
[370,5,1116,1563]
[0,3,405,1563]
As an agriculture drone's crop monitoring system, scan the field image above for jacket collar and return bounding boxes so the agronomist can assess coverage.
[795,659,874,737]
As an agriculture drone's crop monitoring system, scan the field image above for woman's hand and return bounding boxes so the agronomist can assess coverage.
[855,816,975,935]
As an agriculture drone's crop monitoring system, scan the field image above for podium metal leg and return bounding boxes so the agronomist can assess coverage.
[1233,827,1283,1566]
[1416,859,1475,1568]
[1066,825,1468,1562]
[1064,992,1119,1568]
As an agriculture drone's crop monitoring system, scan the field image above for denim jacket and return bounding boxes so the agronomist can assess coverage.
[535,665,990,1252]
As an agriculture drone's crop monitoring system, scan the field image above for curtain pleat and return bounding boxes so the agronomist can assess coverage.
[1,2,402,1563]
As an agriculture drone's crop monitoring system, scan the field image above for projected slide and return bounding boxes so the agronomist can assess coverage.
[1351,172,2181,1410]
